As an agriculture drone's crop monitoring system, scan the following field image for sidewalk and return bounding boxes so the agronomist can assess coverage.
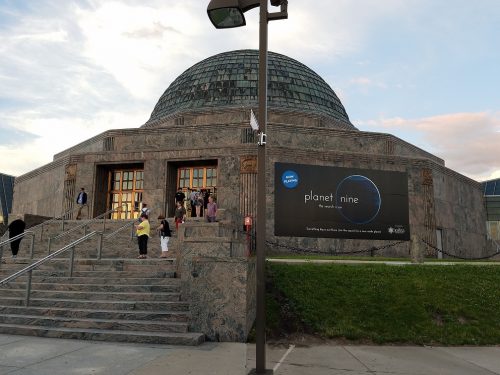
[1,334,499,375]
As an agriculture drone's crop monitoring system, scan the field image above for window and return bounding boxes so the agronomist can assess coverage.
[177,166,217,190]
[108,169,144,219]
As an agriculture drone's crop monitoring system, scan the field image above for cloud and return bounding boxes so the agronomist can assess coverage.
[0,0,498,184]
[0,109,147,176]
[0,125,38,146]
[356,112,500,181]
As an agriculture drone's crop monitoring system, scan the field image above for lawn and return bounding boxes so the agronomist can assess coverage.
[266,263,500,345]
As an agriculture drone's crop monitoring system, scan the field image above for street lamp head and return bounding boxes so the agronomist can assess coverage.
[207,0,260,29]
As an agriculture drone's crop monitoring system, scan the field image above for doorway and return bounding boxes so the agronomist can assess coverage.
[165,161,218,217]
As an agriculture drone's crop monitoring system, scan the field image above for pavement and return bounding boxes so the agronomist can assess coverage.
[0,334,499,375]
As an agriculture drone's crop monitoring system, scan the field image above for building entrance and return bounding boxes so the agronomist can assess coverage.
[107,169,144,219]
[165,162,217,218]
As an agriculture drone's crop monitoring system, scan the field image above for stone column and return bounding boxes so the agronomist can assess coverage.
[410,234,424,263]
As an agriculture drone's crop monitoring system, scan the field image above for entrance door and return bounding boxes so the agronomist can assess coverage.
[108,169,144,219]
[177,166,217,195]
[177,166,217,217]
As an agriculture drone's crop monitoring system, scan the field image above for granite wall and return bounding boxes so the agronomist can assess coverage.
[176,221,255,342]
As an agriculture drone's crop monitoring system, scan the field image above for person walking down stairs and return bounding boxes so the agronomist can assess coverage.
[174,201,186,231]
[156,214,171,258]
[8,216,25,258]
[135,213,150,259]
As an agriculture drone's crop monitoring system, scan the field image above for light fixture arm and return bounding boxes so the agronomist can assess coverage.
[268,0,288,21]
[239,0,261,12]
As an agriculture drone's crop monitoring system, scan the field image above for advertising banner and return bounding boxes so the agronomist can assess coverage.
[275,163,410,240]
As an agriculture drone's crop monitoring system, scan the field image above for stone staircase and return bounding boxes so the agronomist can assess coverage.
[0,219,205,345]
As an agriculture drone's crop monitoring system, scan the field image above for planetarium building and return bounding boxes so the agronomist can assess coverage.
[12,50,492,258]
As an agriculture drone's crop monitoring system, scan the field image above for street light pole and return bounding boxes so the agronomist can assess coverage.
[207,1,288,373]
[256,1,269,372]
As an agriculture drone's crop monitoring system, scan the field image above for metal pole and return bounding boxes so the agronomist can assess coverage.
[29,234,35,259]
[47,237,52,255]
[97,232,103,260]
[0,245,3,268]
[69,246,75,277]
[255,0,269,373]
[25,269,33,306]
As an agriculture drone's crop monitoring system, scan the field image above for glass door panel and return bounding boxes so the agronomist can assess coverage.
[108,169,144,219]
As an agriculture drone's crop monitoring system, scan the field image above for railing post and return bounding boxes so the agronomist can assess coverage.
[69,246,75,277]
[130,221,135,239]
[29,234,35,259]
[97,232,103,260]
[84,225,88,236]
[0,245,3,268]
[61,215,65,231]
[47,237,52,255]
[103,216,106,233]
[25,269,33,307]
[40,224,44,242]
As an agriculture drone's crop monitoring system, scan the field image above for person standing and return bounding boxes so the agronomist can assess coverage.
[156,214,171,258]
[8,216,26,258]
[174,201,186,231]
[135,213,150,259]
[194,190,203,218]
[75,187,87,220]
[175,188,185,204]
[140,203,150,217]
[206,195,217,223]
[189,189,197,217]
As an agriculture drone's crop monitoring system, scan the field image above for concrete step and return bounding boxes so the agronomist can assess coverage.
[3,280,180,293]
[0,305,190,322]
[0,289,181,301]
[2,276,180,285]
[0,314,189,333]
[0,297,190,311]
[0,219,208,346]
[28,270,176,278]
[0,323,204,345]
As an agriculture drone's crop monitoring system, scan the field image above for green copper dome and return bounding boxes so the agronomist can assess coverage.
[145,49,353,127]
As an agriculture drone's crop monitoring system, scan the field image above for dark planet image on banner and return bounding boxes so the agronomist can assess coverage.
[336,175,381,224]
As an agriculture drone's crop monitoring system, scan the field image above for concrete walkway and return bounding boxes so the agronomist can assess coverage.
[0,334,499,375]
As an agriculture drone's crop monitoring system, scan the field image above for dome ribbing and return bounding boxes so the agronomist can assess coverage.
[145,50,353,128]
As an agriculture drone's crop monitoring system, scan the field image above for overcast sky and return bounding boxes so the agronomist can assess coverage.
[1,0,499,182]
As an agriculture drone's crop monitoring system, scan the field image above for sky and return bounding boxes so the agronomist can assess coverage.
[0,0,499,181]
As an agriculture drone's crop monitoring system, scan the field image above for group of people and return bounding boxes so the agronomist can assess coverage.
[174,188,217,229]
[5,186,217,261]
[134,191,217,259]
[134,210,171,259]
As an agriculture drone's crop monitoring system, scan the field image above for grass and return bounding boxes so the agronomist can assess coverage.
[268,254,497,262]
[266,263,500,345]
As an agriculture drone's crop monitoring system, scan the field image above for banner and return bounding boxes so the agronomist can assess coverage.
[274,163,410,240]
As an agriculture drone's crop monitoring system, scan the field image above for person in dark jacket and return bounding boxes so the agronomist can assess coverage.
[76,187,88,220]
[8,217,26,258]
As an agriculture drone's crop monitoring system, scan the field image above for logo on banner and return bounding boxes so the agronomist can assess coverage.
[281,170,299,189]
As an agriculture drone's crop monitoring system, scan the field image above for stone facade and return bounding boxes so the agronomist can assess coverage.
[12,111,490,257]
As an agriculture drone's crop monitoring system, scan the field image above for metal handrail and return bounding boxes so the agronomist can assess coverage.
[105,220,136,240]
[0,231,36,262]
[0,231,101,306]
[47,204,128,254]
[34,206,83,241]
